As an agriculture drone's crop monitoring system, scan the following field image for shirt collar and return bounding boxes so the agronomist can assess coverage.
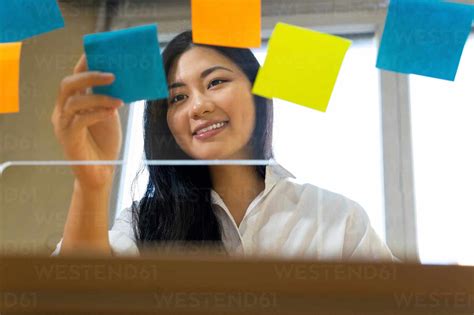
[210,160,295,205]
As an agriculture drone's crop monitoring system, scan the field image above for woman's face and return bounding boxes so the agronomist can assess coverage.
[166,46,256,160]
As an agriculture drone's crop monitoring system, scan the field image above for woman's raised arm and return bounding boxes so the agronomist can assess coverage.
[50,54,124,255]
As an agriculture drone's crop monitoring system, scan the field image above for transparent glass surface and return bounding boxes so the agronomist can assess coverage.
[2,25,472,265]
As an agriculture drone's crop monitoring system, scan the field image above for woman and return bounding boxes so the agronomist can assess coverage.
[51,31,396,261]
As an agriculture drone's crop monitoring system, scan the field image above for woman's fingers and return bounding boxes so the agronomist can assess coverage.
[73,54,87,74]
[62,94,123,125]
[57,72,115,108]
[71,107,117,131]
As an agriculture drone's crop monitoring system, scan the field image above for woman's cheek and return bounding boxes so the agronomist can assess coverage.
[167,113,186,145]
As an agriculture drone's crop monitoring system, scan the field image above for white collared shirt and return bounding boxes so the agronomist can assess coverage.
[52,163,397,261]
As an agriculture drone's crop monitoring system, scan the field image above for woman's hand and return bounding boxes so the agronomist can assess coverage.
[51,54,124,189]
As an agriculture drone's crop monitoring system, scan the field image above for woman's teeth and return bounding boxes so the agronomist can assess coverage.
[196,122,227,135]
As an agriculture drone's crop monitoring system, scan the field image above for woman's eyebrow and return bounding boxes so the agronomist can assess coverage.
[168,66,233,90]
[169,82,186,90]
[200,66,233,78]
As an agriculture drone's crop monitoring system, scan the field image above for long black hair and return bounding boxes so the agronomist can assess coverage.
[131,30,274,250]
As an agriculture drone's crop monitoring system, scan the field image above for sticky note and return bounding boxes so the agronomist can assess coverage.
[0,0,64,43]
[83,24,168,103]
[376,0,473,81]
[252,23,351,112]
[0,42,22,114]
[192,0,261,48]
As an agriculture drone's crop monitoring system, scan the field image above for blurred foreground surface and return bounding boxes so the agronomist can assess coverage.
[0,253,473,315]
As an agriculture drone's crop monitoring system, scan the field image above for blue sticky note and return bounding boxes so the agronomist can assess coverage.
[83,24,168,103]
[377,0,473,81]
[0,0,64,43]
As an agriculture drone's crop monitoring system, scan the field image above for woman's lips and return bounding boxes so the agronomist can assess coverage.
[193,122,228,140]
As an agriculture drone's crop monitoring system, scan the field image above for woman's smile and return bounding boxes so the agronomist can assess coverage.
[193,120,229,140]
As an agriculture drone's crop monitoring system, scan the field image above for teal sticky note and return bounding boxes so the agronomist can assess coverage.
[83,24,168,103]
[0,0,64,43]
[377,0,473,81]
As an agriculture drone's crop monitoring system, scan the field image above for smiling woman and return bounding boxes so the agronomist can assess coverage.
[165,48,258,160]
[51,30,397,261]
[132,31,273,245]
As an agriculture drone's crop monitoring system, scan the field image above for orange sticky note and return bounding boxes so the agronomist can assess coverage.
[192,0,261,48]
[0,42,22,114]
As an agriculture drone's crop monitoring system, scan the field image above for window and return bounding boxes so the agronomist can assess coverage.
[410,33,474,265]
[253,35,385,240]
[118,35,386,242]
[116,100,148,216]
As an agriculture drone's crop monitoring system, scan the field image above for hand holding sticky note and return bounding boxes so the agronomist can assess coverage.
[377,0,473,81]
[83,24,168,103]
[192,0,261,48]
[0,0,64,43]
[0,42,22,114]
[252,23,351,112]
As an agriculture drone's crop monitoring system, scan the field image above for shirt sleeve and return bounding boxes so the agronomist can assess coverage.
[343,203,400,262]
[50,207,140,257]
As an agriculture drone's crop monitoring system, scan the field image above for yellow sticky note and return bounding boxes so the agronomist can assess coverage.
[192,0,261,48]
[0,42,22,114]
[252,23,351,112]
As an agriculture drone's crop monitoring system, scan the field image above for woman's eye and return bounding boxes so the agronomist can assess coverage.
[170,94,187,104]
[208,79,227,89]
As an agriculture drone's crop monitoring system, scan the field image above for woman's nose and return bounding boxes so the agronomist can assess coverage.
[190,94,214,118]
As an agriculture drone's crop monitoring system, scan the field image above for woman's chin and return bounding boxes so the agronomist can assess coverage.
[189,150,229,161]
[186,144,249,161]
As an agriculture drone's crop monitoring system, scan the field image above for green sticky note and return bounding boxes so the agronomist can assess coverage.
[252,23,351,112]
